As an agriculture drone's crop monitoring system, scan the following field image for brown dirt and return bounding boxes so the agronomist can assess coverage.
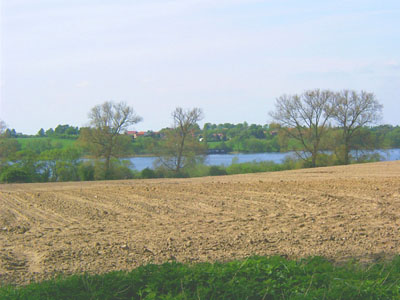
[1,161,400,285]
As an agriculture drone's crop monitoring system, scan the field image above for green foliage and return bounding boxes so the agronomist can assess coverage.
[0,142,90,183]
[186,163,212,178]
[0,166,31,183]
[207,141,233,153]
[2,256,400,300]
[77,162,95,181]
[37,128,45,137]
[149,160,293,179]
[39,147,82,182]
[79,101,142,179]
[155,128,206,175]
[40,124,79,139]
[384,125,400,148]
[0,149,44,183]
[131,137,157,155]
[3,128,18,138]
[226,160,288,175]
[154,107,205,175]
[16,138,76,153]
[209,165,228,176]
[141,168,157,179]
[54,124,79,137]
[91,159,134,180]
[2,121,400,184]
[0,138,21,159]
[109,159,135,180]
[204,124,280,153]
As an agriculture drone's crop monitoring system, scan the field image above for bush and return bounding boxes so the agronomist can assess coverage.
[353,151,383,163]
[0,167,32,183]
[141,168,157,179]
[186,164,210,178]
[107,159,134,180]
[226,160,286,175]
[209,165,227,176]
[77,162,95,181]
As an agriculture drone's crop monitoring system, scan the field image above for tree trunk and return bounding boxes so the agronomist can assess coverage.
[105,155,111,179]
[311,152,317,168]
[344,140,350,165]
[175,134,186,174]
[311,144,318,167]
[104,142,113,179]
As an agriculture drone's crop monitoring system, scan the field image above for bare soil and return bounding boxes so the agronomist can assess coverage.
[1,161,400,285]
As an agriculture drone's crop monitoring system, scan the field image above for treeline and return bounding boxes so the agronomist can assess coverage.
[1,93,399,183]
[0,138,135,183]
[5,122,400,156]
[3,124,80,139]
[132,123,400,155]
[0,124,396,183]
[37,124,80,139]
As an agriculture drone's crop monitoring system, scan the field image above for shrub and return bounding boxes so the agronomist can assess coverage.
[77,162,95,181]
[141,168,157,179]
[108,159,134,180]
[0,167,32,183]
[209,165,227,176]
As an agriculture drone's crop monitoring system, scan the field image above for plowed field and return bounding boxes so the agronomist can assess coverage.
[1,161,400,285]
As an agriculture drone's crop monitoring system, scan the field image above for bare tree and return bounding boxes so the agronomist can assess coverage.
[79,101,142,178]
[331,90,383,164]
[270,89,334,167]
[156,107,206,174]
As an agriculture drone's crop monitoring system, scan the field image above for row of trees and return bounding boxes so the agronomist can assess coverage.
[0,89,387,182]
[37,124,80,138]
[74,90,385,176]
[270,89,382,167]
[78,102,204,178]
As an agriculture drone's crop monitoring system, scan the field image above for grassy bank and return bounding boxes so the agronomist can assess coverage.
[16,137,77,150]
[2,256,400,300]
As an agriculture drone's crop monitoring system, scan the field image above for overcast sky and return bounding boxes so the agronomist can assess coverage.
[1,0,399,134]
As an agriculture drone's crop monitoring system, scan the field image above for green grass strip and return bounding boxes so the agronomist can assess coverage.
[1,256,400,299]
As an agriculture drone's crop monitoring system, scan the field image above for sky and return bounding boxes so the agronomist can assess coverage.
[1,0,399,134]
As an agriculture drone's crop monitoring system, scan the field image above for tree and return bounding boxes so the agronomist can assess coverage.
[331,90,383,164]
[270,89,334,167]
[0,120,21,161]
[4,128,17,138]
[79,101,142,178]
[45,128,54,136]
[37,128,45,137]
[155,107,206,175]
[54,124,79,136]
[39,147,81,182]
[0,139,21,160]
[0,120,7,136]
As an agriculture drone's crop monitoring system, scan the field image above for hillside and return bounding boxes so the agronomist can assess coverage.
[1,161,400,285]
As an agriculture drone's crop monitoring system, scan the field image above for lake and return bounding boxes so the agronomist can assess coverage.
[127,149,400,171]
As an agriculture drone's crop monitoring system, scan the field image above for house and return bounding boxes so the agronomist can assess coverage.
[125,131,146,139]
[211,133,226,141]
[270,130,278,137]
[125,130,159,139]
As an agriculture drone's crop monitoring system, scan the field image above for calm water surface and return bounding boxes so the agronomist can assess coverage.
[128,149,400,171]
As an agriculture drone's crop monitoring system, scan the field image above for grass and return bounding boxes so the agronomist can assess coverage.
[16,137,77,150]
[1,256,400,300]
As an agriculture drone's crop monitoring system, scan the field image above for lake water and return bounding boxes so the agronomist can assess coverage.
[127,149,400,171]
